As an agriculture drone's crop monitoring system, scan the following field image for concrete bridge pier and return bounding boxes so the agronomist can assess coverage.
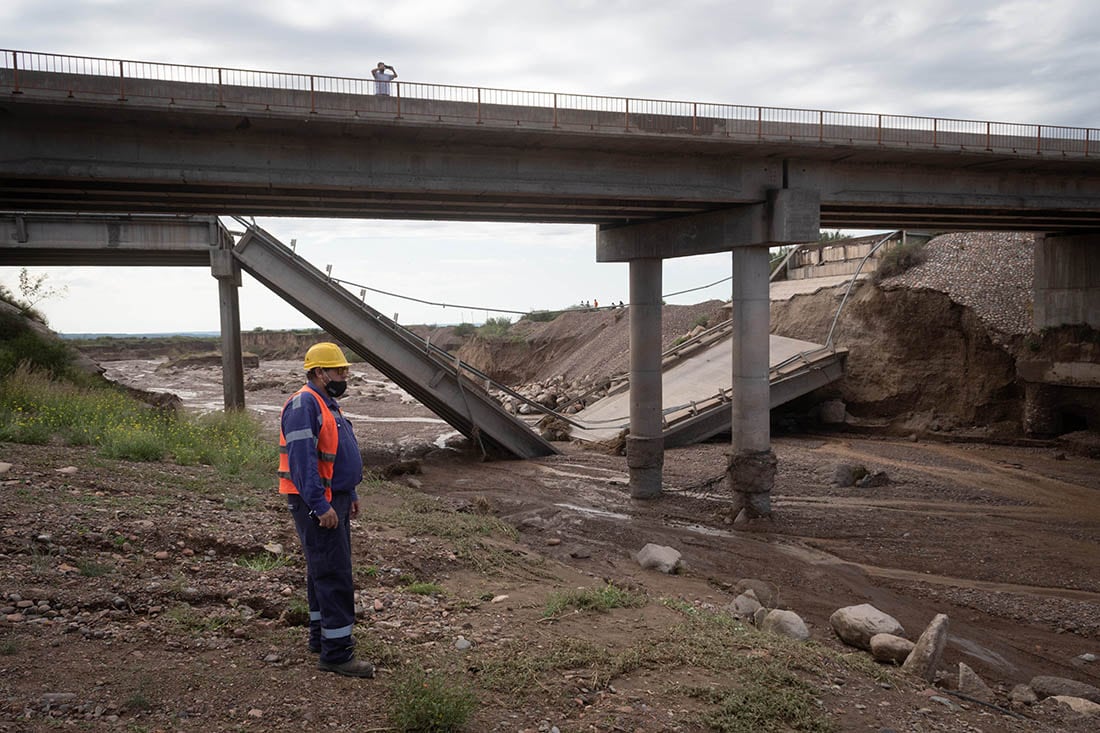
[627,258,664,498]
[598,189,821,504]
[728,244,777,518]
[211,247,246,410]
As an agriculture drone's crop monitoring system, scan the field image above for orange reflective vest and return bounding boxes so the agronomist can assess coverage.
[278,387,338,503]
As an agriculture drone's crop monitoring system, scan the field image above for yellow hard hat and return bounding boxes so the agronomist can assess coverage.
[303,342,351,370]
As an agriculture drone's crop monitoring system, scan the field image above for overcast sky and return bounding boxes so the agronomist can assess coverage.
[3,0,1098,333]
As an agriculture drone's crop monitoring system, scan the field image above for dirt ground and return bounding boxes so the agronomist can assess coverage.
[2,352,1098,732]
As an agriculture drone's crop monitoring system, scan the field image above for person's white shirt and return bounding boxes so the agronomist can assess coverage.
[371,64,397,96]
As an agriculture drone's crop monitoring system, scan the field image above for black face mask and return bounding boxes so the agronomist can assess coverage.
[324,379,347,399]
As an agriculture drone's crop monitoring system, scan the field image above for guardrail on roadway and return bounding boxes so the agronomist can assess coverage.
[3,49,1096,158]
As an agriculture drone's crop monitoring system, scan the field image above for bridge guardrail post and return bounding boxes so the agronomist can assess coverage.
[553,93,558,129]
[11,52,21,94]
[692,102,697,134]
[624,97,630,131]
[986,122,991,151]
[395,82,401,119]
[757,107,762,140]
[477,87,482,124]
[216,68,224,108]
[1036,125,1042,154]
[309,75,316,114]
[118,60,126,101]
[933,118,938,147]
[877,114,882,145]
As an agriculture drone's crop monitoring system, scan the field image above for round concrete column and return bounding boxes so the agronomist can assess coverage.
[628,258,663,499]
[729,246,774,517]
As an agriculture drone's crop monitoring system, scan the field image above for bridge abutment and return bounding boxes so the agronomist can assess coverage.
[1034,232,1100,329]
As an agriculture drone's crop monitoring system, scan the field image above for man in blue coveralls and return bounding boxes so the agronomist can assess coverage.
[278,342,374,678]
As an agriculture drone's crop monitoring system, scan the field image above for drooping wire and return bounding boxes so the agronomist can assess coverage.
[330,271,733,318]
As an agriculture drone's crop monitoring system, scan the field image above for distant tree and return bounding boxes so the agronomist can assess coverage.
[819,230,847,243]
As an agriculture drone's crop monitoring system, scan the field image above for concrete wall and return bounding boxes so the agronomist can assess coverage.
[1034,234,1100,329]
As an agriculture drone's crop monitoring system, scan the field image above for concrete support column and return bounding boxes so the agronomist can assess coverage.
[728,245,776,517]
[211,249,245,411]
[628,257,663,499]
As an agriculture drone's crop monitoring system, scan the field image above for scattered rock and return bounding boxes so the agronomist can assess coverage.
[856,471,890,488]
[902,613,949,681]
[1029,675,1100,703]
[634,543,682,574]
[1010,684,1038,706]
[870,633,914,664]
[454,636,472,651]
[760,609,810,641]
[0,462,12,474]
[55,466,78,475]
[727,590,762,620]
[752,606,769,627]
[733,579,778,607]
[830,604,905,650]
[957,662,994,703]
[1049,695,1100,716]
[832,463,867,487]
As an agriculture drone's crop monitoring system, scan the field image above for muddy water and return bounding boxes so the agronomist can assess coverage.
[101,358,459,450]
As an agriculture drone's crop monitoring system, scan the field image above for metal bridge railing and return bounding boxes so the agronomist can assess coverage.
[3,49,1097,158]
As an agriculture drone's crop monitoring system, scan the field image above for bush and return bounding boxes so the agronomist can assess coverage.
[872,241,927,284]
[476,317,513,340]
[388,667,477,732]
[0,312,77,380]
[524,310,562,323]
[452,322,476,338]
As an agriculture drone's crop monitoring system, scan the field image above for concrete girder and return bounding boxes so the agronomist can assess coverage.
[0,212,229,266]
[597,190,821,261]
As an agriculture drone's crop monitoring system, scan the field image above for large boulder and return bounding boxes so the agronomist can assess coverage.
[830,604,905,650]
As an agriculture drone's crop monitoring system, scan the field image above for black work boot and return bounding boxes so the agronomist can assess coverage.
[318,657,375,678]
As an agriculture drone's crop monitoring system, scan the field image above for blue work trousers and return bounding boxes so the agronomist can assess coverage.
[287,492,356,664]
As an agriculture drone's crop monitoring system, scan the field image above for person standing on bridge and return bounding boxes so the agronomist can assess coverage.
[279,342,374,678]
[372,62,398,95]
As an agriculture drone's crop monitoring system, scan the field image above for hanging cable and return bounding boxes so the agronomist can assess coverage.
[661,274,733,299]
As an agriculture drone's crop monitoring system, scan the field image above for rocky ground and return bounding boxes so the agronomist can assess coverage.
[2,353,1099,732]
[2,232,1099,731]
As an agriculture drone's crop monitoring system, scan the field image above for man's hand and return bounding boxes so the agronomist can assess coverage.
[317,507,339,529]
[350,499,360,519]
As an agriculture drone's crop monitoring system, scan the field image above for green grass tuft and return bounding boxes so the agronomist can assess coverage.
[388,667,477,732]
[542,582,646,618]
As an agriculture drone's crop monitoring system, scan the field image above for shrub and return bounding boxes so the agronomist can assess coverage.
[388,667,477,732]
[523,310,562,323]
[872,241,927,284]
[0,312,78,380]
[476,317,513,340]
[452,322,476,338]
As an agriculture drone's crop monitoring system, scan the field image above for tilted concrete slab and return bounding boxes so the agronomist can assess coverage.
[231,224,557,460]
[570,333,846,446]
